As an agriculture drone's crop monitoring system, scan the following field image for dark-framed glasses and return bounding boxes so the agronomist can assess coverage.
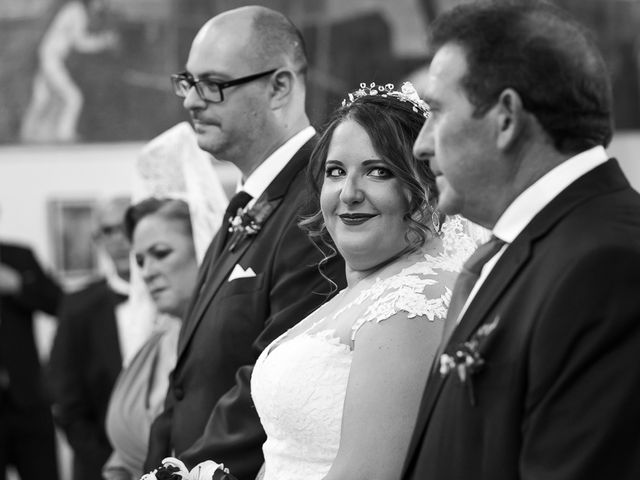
[96,223,124,238]
[170,68,277,103]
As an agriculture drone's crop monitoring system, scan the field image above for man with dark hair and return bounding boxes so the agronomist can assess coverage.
[144,6,345,480]
[404,1,640,479]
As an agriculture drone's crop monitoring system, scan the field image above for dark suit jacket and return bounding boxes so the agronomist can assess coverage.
[47,279,123,480]
[403,159,640,480]
[0,242,61,409]
[145,137,346,480]
[0,242,61,480]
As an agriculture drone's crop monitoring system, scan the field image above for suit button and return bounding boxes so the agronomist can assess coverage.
[174,387,184,400]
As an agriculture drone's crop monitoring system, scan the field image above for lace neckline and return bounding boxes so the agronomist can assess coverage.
[262,215,482,358]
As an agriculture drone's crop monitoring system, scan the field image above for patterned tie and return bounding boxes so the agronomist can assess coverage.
[440,235,506,351]
[222,191,252,246]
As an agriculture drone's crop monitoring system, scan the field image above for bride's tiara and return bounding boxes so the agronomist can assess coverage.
[341,81,430,119]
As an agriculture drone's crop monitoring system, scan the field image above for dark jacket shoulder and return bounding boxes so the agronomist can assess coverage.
[59,278,115,318]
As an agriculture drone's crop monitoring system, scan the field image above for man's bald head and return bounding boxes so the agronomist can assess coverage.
[193,6,307,77]
[183,5,310,172]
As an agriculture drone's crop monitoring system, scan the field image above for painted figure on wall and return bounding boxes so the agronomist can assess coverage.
[20,0,118,143]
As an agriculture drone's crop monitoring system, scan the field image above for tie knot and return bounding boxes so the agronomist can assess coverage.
[463,235,506,276]
[225,191,252,217]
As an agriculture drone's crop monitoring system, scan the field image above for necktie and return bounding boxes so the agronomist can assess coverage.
[222,191,252,246]
[114,292,129,305]
[440,235,506,350]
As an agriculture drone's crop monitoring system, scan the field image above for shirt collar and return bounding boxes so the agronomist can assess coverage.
[238,126,316,204]
[493,145,609,243]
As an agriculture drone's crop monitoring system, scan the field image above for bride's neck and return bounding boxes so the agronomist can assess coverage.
[344,237,444,287]
[344,247,411,287]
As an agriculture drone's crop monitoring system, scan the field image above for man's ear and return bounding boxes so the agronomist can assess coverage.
[495,88,526,151]
[269,69,294,109]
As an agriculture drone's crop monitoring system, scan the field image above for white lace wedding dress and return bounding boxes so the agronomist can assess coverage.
[251,218,477,480]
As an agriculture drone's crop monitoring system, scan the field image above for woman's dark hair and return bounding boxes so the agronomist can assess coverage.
[428,0,613,154]
[124,198,192,241]
[301,90,440,265]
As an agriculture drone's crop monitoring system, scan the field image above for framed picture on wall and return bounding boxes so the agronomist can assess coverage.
[48,198,97,279]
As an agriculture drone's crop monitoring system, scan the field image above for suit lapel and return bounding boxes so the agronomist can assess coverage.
[211,220,230,259]
[448,158,629,352]
[182,236,221,324]
[104,285,124,368]
[176,136,317,360]
[178,230,257,355]
[402,237,532,477]
[403,159,629,474]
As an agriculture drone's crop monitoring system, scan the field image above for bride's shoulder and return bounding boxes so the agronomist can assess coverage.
[347,257,452,341]
[348,216,487,339]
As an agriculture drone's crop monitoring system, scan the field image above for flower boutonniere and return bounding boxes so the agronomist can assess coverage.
[227,200,275,252]
[438,315,500,406]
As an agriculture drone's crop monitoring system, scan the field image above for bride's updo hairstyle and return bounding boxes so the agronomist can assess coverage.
[301,82,440,261]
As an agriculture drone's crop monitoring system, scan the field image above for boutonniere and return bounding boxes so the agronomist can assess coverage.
[227,200,275,252]
[438,315,500,406]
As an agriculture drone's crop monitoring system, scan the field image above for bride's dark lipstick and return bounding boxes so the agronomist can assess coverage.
[338,213,376,226]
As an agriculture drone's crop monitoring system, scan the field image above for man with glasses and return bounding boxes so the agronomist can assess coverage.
[144,6,345,480]
[48,197,131,480]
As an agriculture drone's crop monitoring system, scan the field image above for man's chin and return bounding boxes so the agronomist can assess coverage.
[437,192,464,217]
[195,135,223,157]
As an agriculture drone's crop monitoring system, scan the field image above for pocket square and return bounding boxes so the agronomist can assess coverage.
[228,264,256,282]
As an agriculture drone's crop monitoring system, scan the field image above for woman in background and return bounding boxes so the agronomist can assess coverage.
[102,198,198,480]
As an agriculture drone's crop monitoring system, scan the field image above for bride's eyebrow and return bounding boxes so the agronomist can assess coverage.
[361,158,387,165]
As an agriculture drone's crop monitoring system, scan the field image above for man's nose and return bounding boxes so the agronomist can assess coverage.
[183,85,206,110]
[413,119,434,162]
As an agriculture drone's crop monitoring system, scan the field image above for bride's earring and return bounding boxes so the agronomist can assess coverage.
[431,209,442,234]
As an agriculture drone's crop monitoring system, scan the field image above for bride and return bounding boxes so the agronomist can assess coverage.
[149,83,477,480]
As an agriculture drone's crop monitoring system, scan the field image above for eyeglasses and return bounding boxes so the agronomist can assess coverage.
[97,223,124,237]
[171,68,277,103]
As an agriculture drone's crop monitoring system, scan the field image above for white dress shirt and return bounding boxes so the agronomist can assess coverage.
[239,126,316,208]
[457,145,609,323]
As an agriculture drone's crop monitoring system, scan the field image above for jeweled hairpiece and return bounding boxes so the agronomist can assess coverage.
[341,81,430,119]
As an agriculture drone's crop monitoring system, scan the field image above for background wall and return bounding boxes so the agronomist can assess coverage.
[1,0,639,145]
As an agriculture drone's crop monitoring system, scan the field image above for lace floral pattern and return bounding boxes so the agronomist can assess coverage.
[347,259,450,340]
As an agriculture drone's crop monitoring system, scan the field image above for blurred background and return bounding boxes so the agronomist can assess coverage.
[1,1,639,479]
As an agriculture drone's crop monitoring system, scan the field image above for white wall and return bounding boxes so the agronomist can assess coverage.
[0,141,239,357]
[608,131,640,191]
[0,142,239,270]
[0,142,138,263]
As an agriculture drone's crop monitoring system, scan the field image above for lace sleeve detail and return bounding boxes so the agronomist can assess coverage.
[348,216,484,342]
[350,260,452,342]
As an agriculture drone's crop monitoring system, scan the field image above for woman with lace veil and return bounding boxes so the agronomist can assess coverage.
[102,123,228,480]
[146,84,482,480]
